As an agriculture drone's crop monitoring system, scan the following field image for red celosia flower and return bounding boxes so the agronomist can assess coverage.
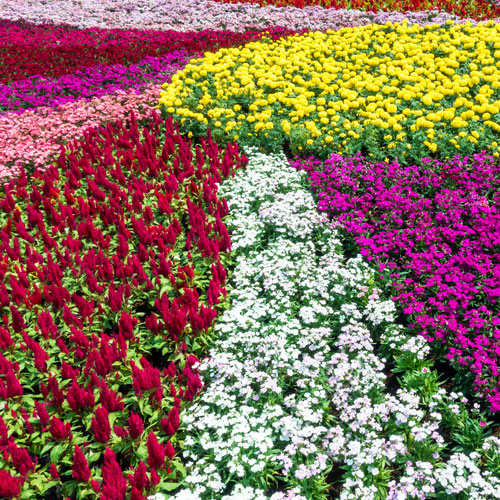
[67,380,95,413]
[91,406,111,443]
[127,412,143,440]
[130,487,146,500]
[100,384,124,412]
[107,283,123,312]
[0,470,21,499]
[146,431,165,470]
[7,441,35,477]
[118,311,137,340]
[47,374,64,407]
[34,401,49,427]
[165,441,175,460]
[113,425,128,438]
[9,305,25,332]
[0,326,14,350]
[128,461,150,493]
[72,445,91,483]
[100,448,127,500]
[49,464,60,480]
[61,361,80,380]
[5,369,23,398]
[160,406,179,436]
[49,416,72,441]
[150,468,160,486]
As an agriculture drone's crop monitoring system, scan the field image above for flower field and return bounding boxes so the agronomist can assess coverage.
[1,0,500,499]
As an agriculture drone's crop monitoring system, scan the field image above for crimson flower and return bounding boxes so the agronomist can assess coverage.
[72,445,91,483]
[0,470,21,498]
[49,416,72,441]
[146,431,165,470]
[91,406,111,443]
[100,448,126,500]
[128,412,143,440]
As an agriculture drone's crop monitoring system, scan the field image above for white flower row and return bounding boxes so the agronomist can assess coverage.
[153,149,500,500]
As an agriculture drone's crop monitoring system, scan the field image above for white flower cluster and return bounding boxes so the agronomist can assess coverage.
[165,149,343,499]
[153,149,500,500]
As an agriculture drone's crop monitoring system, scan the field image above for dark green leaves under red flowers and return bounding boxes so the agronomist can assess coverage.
[0,109,247,499]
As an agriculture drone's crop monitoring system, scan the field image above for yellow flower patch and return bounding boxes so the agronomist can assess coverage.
[160,20,500,162]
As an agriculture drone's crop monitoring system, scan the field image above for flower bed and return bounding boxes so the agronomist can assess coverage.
[292,151,500,412]
[0,109,247,499]
[0,83,162,182]
[0,0,474,33]
[0,20,293,83]
[162,148,500,500]
[160,21,500,164]
[213,0,500,20]
[0,51,190,113]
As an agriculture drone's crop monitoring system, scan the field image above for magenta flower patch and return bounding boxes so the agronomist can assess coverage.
[292,152,500,412]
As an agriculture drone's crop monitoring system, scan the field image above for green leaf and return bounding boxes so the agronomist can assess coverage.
[50,443,65,464]
[159,482,180,492]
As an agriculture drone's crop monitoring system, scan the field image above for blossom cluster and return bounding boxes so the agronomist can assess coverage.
[0,19,293,83]
[0,50,190,113]
[292,151,500,412]
[0,0,479,33]
[213,0,500,19]
[161,20,500,163]
[155,149,500,500]
[0,109,247,499]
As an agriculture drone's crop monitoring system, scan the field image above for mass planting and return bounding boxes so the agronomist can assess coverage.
[2,0,500,498]
[0,20,293,84]
[0,109,247,499]
[0,51,190,113]
[161,21,500,164]
[292,151,500,412]
[0,0,477,33]
[213,0,500,20]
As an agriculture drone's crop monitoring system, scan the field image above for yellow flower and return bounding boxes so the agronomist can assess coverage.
[159,21,500,161]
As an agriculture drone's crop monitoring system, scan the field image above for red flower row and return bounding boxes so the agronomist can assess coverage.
[0,110,247,499]
[0,20,297,84]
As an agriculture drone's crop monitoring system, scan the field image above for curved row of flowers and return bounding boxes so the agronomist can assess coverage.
[151,149,500,500]
[1,1,500,499]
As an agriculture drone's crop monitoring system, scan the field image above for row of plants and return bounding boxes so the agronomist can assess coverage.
[0,50,190,113]
[160,20,500,164]
[0,1,477,35]
[0,82,163,181]
[214,0,500,19]
[290,151,500,413]
[0,108,248,499]
[159,147,500,500]
[0,20,294,84]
